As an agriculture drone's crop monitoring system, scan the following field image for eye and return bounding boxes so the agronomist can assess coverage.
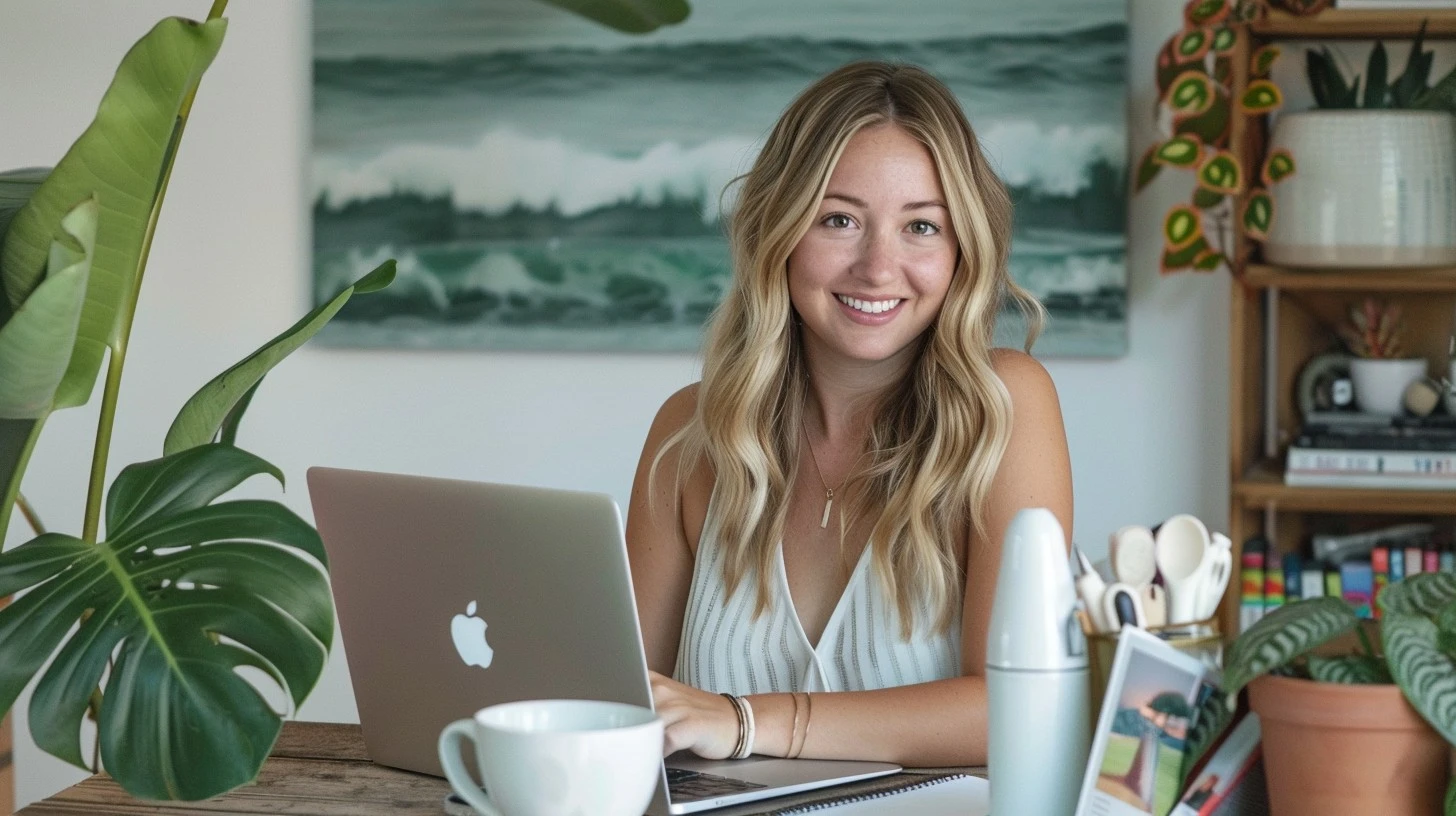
[908,220,941,236]
[822,213,854,229]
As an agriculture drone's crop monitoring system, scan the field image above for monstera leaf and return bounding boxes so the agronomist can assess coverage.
[0,444,331,800]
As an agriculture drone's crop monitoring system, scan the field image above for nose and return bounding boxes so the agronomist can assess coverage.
[851,227,899,285]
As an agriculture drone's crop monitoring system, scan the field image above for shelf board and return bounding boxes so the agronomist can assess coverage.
[1255,9,1456,38]
[1235,462,1456,514]
[1240,264,1456,292]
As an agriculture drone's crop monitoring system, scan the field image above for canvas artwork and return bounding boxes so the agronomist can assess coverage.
[311,0,1127,355]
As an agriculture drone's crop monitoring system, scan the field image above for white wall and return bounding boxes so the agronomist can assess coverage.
[0,0,1225,806]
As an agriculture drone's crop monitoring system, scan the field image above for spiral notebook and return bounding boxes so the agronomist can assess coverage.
[444,771,988,816]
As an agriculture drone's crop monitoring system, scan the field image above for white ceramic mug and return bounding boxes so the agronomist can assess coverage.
[438,699,663,816]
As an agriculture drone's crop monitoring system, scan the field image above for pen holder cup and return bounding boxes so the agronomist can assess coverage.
[1084,619,1223,722]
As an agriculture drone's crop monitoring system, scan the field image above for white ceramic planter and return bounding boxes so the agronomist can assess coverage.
[1265,110,1456,268]
[1349,357,1428,416]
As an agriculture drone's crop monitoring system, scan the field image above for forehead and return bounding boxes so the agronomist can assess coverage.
[822,123,944,201]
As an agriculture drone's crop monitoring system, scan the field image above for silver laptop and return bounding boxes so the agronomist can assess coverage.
[307,466,900,814]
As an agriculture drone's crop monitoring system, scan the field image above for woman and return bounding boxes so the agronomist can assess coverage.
[625,60,1072,768]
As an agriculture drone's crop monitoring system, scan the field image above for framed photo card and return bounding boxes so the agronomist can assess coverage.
[1075,626,1216,816]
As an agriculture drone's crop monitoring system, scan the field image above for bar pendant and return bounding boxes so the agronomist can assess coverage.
[820,497,832,529]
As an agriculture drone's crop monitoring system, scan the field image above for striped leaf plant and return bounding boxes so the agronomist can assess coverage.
[1183,577,1456,812]
[0,0,685,802]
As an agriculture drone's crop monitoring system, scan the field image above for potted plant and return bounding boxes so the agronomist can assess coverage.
[1264,26,1456,267]
[1338,297,1428,416]
[1182,573,1456,816]
[0,0,686,803]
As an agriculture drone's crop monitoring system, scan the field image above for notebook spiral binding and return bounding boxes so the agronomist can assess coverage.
[768,773,972,814]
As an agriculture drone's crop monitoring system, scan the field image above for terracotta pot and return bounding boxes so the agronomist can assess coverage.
[1249,675,1448,816]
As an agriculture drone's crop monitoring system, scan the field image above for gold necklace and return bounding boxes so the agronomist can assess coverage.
[801,421,848,529]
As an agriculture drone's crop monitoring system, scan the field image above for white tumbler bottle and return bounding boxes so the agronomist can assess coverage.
[986,508,1089,815]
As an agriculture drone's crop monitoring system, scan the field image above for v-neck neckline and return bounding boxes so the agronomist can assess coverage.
[776,541,872,657]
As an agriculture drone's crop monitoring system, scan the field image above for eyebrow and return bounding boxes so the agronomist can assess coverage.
[823,192,948,211]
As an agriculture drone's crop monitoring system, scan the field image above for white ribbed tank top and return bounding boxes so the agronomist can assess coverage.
[673,496,962,696]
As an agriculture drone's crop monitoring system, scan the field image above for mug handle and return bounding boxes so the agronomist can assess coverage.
[439,719,503,816]
[1199,548,1233,620]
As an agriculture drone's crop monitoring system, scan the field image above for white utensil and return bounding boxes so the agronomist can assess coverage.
[1141,584,1167,628]
[1102,582,1147,629]
[1195,533,1233,621]
[1110,525,1157,588]
[1155,514,1212,625]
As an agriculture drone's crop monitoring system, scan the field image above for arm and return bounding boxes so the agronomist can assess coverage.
[625,385,704,675]
[655,351,1073,765]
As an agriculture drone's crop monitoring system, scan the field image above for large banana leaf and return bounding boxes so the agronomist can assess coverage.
[0,198,98,540]
[537,0,689,32]
[164,260,396,455]
[0,444,331,800]
[1,17,225,412]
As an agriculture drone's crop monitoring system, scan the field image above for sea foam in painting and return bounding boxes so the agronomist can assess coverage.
[312,0,1127,355]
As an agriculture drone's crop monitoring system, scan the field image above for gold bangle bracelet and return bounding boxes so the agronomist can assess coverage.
[787,692,803,758]
[800,692,813,758]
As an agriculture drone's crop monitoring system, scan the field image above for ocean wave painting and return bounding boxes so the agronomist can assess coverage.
[312,0,1128,355]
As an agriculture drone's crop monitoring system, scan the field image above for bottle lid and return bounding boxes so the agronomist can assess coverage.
[986,508,1088,671]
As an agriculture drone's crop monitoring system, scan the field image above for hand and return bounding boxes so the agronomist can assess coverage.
[649,670,740,758]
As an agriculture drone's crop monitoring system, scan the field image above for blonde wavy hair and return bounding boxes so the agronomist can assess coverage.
[658,60,1045,638]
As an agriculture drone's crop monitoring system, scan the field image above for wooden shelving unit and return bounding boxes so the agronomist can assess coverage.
[1220,9,1456,638]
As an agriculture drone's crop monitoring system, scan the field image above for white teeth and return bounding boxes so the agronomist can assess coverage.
[836,295,902,314]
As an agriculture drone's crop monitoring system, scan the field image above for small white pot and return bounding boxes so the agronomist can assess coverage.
[1349,357,1428,416]
[1265,110,1456,268]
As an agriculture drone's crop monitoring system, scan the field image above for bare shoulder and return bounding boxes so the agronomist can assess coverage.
[637,383,713,553]
[650,382,700,437]
[989,348,1060,410]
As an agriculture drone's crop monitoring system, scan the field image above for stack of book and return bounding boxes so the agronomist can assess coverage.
[1284,412,1456,490]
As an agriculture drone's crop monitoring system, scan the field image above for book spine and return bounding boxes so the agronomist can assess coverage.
[1341,561,1374,619]
[1424,548,1440,574]
[1406,547,1425,577]
[1295,434,1456,452]
[1325,568,1342,599]
[1372,546,1389,618]
[1282,554,1302,602]
[1300,567,1326,600]
[1391,547,1406,583]
[1265,557,1286,613]
[1284,471,1456,490]
[1287,449,1456,475]
[1442,551,1455,573]
[1240,540,1266,632]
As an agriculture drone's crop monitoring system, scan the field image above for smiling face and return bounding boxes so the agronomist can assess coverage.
[787,123,959,374]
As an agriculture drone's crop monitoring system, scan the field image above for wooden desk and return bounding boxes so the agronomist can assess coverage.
[21,722,985,815]
[20,722,450,815]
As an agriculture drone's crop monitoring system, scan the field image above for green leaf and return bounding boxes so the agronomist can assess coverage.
[1251,45,1280,78]
[1381,572,1456,618]
[1307,47,1338,109]
[1263,150,1296,184]
[0,448,331,799]
[1414,65,1456,113]
[1363,41,1389,108]
[1180,691,1234,790]
[0,418,44,545]
[1176,29,1211,63]
[1383,610,1456,745]
[1193,250,1227,272]
[1135,147,1163,193]
[1223,597,1360,697]
[1308,654,1392,684]
[1173,93,1231,146]
[0,168,50,316]
[1154,136,1202,168]
[1162,237,1209,274]
[1242,190,1273,240]
[1446,776,1456,816]
[0,17,226,412]
[1193,187,1225,209]
[163,260,396,455]
[1197,151,1243,194]
[1240,80,1283,113]
[1392,22,1432,108]
[0,198,97,419]
[1186,0,1229,27]
[534,0,689,32]
[1169,71,1215,116]
[1212,26,1237,54]
[1437,601,1456,655]
[1164,205,1203,250]
[104,445,283,540]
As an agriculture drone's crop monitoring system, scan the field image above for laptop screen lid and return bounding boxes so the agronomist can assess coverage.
[307,467,657,777]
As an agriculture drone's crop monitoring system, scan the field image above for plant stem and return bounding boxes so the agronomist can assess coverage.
[1356,622,1377,658]
[15,492,46,535]
[79,0,228,543]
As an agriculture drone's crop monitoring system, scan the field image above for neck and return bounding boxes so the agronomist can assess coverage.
[800,340,918,445]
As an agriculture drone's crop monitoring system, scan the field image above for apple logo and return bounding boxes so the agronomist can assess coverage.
[451,600,494,669]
